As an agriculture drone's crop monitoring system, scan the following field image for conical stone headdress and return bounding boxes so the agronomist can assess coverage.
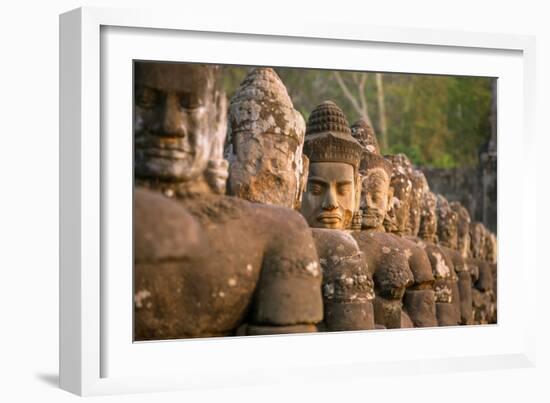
[226,67,307,208]
[350,118,380,155]
[303,101,362,170]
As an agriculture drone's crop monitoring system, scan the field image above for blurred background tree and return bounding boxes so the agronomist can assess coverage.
[222,65,494,169]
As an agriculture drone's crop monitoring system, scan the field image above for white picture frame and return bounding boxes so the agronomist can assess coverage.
[59,6,537,396]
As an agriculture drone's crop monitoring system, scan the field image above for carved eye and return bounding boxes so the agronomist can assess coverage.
[179,92,204,110]
[136,87,158,109]
[337,184,351,196]
[308,182,324,196]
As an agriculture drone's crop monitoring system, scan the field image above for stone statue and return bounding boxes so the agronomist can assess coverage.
[352,151,413,328]
[469,222,486,260]
[225,68,308,209]
[398,171,458,326]
[226,72,374,332]
[450,202,472,258]
[484,228,498,264]
[381,154,439,328]
[408,169,427,237]
[347,141,435,328]
[468,222,496,324]
[133,62,324,339]
[383,154,413,235]
[432,195,472,325]
[418,191,438,243]
[436,195,459,250]
[412,190,458,326]
[299,101,375,331]
[448,201,478,324]
[484,230,497,323]
[358,152,394,233]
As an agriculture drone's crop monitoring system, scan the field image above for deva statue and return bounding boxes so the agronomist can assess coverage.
[133,62,324,339]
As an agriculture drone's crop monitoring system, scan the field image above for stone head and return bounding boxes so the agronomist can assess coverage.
[301,101,362,229]
[450,201,472,258]
[469,222,486,259]
[389,153,413,175]
[419,190,438,243]
[408,170,428,236]
[226,68,307,208]
[383,154,413,234]
[485,231,497,264]
[477,224,497,263]
[134,62,227,190]
[436,195,458,249]
[358,153,393,231]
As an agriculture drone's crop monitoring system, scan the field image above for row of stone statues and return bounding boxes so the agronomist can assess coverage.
[133,62,497,340]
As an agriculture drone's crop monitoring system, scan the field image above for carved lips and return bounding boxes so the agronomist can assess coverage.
[316,212,342,226]
[143,147,191,160]
[136,135,194,160]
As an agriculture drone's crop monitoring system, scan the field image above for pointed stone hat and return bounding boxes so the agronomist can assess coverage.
[349,118,390,177]
[228,67,305,144]
[226,67,307,208]
[303,101,362,170]
[350,118,380,155]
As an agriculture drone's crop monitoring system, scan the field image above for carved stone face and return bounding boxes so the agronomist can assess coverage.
[485,232,497,264]
[301,162,355,229]
[385,172,412,234]
[450,202,471,258]
[419,191,438,242]
[360,168,392,230]
[134,62,222,182]
[436,196,458,249]
[407,170,427,236]
[226,68,306,208]
[469,222,485,259]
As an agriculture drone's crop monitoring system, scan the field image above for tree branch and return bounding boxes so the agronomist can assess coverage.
[333,71,365,118]
[375,73,388,149]
[358,74,368,119]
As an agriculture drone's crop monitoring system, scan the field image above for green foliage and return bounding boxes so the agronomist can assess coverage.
[221,65,494,169]
[386,143,427,166]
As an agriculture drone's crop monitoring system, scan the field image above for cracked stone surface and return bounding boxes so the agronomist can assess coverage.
[226,68,307,209]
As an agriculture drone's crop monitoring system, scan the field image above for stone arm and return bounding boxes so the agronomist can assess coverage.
[441,246,476,325]
[394,237,437,328]
[408,238,458,326]
[134,188,211,340]
[470,259,495,324]
[352,231,413,329]
[246,206,324,333]
[490,262,497,323]
[311,229,375,331]
[426,243,461,326]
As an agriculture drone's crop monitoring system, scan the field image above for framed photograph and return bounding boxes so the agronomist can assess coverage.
[59,6,536,396]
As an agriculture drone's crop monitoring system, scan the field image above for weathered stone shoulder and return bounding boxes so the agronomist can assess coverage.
[134,187,207,262]
[352,231,414,298]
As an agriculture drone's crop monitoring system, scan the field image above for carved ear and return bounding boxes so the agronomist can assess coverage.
[210,89,228,161]
[205,88,229,195]
[294,154,310,210]
[386,186,394,213]
[354,172,363,213]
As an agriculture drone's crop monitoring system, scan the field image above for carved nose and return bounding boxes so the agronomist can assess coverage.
[161,95,187,137]
[322,189,338,210]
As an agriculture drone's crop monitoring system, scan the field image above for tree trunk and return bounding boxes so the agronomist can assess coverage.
[332,71,373,126]
[375,73,388,150]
